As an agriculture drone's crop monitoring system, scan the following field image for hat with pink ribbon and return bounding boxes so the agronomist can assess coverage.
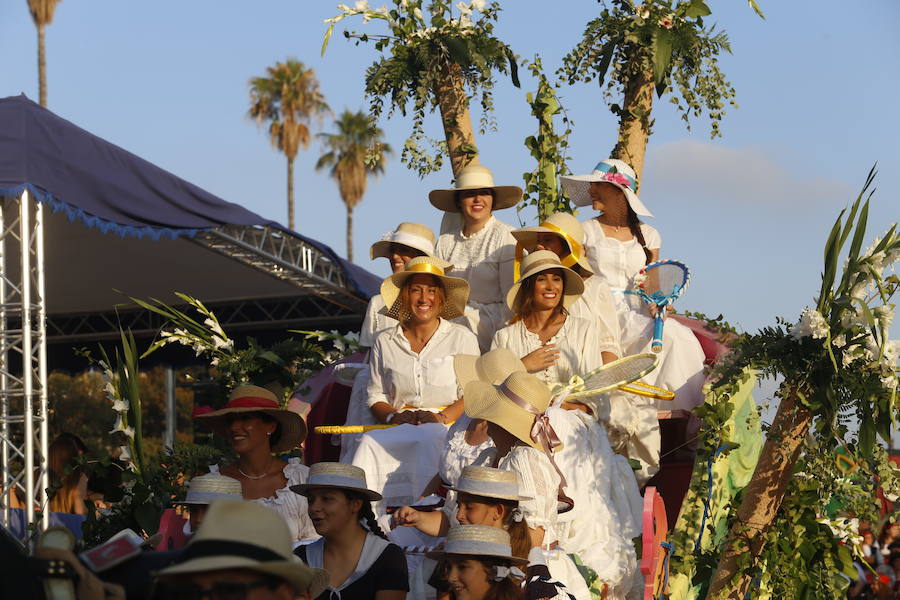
[561,158,653,217]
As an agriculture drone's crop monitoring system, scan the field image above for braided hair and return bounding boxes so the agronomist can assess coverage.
[345,490,390,540]
[627,207,653,265]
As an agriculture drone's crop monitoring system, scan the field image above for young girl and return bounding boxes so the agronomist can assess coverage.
[292,462,409,600]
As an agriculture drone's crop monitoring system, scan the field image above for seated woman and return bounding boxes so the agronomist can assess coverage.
[195,384,316,542]
[464,371,592,600]
[352,256,480,511]
[431,165,521,352]
[561,158,706,412]
[342,222,445,462]
[490,252,642,597]
[428,525,574,600]
[292,463,408,600]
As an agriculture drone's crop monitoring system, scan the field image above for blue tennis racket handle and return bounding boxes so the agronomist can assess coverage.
[651,314,664,353]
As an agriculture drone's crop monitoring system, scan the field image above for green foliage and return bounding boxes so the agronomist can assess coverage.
[560,0,760,139]
[323,0,519,176]
[520,57,573,223]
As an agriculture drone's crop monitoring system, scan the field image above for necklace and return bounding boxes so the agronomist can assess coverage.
[238,460,273,480]
[597,216,627,232]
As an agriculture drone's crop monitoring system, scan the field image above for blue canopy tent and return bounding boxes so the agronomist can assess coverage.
[0,94,379,533]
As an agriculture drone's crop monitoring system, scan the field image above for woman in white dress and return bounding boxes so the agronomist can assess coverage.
[491,252,642,599]
[430,165,521,352]
[561,158,706,413]
[195,384,317,542]
[342,222,445,462]
[352,256,480,512]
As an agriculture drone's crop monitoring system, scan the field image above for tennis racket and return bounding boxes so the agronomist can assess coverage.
[619,381,675,401]
[633,259,691,353]
[565,353,659,400]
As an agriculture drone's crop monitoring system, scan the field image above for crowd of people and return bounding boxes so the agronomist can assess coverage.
[851,522,900,599]
[22,158,714,599]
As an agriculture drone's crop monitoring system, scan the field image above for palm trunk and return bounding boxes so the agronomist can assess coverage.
[37,23,47,107]
[286,156,295,231]
[611,48,654,186]
[707,383,813,599]
[433,62,481,179]
[346,205,354,262]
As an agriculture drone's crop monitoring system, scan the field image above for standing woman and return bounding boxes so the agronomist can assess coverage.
[195,384,317,542]
[292,463,408,600]
[561,158,706,411]
[353,256,480,510]
[431,165,521,352]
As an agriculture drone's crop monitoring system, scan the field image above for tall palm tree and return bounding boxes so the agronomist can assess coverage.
[315,110,392,262]
[248,59,330,231]
[28,0,63,107]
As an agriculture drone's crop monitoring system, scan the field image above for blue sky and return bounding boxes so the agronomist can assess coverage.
[2,0,897,347]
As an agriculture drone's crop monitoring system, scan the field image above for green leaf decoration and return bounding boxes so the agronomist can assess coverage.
[685,0,712,19]
[653,28,674,86]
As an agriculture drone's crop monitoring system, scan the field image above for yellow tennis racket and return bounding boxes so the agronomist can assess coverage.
[618,381,675,401]
[565,353,659,400]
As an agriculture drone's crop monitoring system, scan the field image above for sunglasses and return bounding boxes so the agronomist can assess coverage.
[155,579,275,600]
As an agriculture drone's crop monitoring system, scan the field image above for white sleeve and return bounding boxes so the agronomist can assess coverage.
[365,336,390,408]
[358,297,380,348]
[502,449,559,541]
[642,224,662,250]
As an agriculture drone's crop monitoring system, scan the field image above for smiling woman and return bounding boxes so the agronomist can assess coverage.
[194,385,318,542]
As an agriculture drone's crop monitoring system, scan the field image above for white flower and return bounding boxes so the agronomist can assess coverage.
[122,426,135,440]
[337,3,351,11]
[355,0,369,10]
[471,0,486,10]
[637,5,650,19]
[345,331,360,343]
[118,445,132,463]
[212,335,233,351]
[374,5,389,15]
[818,517,863,547]
[875,305,895,329]
[414,7,423,20]
[110,414,124,432]
[832,334,847,349]
[881,372,898,391]
[210,356,220,367]
[456,1,473,14]
[789,308,830,341]
[112,400,129,413]
[458,13,473,28]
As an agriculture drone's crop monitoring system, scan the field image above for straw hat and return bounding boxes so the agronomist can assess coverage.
[511,212,593,277]
[175,473,243,506]
[449,465,531,502]
[426,525,527,564]
[429,165,523,213]
[370,222,437,260]
[157,500,329,596]
[464,371,562,452]
[381,256,470,320]
[561,158,653,217]
[290,462,382,501]
[194,385,306,453]
[454,348,526,388]
[505,250,584,315]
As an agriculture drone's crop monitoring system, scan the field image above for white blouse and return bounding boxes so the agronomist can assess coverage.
[499,446,561,545]
[366,319,480,409]
[358,294,391,348]
[435,215,516,305]
[567,276,621,356]
[582,219,661,293]
[491,316,604,388]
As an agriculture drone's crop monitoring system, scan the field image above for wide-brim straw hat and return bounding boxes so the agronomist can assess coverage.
[505,250,584,314]
[449,465,531,502]
[157,500,329,596]
[194,385,306,453]
[426,525,528,564]
[175,473,243,506]
[561,158,653,217]
[454,348,526,388]
[381,256,469,321]
[464,371,561,451]
[511,212,593,277]
[429,165,523,213]
[290,462,382,501]
[370,222,437,260]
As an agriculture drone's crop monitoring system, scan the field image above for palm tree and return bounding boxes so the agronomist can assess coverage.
[28,0,63,107]
[315,110,392,262]
[248,59,330,231]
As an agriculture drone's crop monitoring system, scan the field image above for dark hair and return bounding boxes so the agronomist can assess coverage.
[48,433,88,513]
[454,188,497,212]
[343,490,390,540]
[399,274,446,322]
[440,557,522,600]
[512,270,569,322]
[626,207,653,265]
[389,242,426,259]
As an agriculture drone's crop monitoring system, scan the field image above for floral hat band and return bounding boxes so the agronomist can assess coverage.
[594,162,637,191]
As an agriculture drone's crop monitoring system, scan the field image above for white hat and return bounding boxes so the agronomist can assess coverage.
[429,165,523,212]
[290,462,382,501]
[426,525,528,563]
[370,222,437,260]
[561,158,653,217]
[449,465,531,502]
[176,473,242,506]
[157,500,329,596]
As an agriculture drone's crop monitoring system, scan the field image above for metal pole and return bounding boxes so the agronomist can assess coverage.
[20,190,34,528]
[36,201,49,530]
[0,197,8,529]
[164,365,176,450]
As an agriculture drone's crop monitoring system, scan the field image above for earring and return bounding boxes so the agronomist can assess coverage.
[266,432,272,436]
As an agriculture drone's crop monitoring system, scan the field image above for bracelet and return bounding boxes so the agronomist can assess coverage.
[385,412,396,424]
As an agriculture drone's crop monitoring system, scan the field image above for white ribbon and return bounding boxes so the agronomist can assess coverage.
[511,507,525,523]
[492,565,525,581]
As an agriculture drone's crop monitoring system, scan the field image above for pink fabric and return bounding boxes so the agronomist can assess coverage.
[155,508,189,551]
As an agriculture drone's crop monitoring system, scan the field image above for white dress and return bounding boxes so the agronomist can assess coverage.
[435,215,516,351]
[490,319,641,595]
[568,276,622,357]
[358,294,391,348]
[210,459,317,542]
[352,320,480,512]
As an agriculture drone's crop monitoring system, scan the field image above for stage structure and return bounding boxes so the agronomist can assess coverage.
[0,94,378,536]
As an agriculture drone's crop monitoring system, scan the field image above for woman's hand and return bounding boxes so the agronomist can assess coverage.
[648,304,675,318]
[392,506,421,528]
[521,344,560,373]
[390,410,418,425]
[414,410,440,424]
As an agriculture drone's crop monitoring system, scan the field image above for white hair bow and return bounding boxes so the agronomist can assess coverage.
[511,507,525,523]
[492,565,525,581]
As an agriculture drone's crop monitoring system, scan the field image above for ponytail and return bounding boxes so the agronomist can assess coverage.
[627,208,653,265]
[500,503,532,560]
[347,491,390,540]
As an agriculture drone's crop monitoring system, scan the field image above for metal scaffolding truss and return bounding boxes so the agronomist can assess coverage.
[191,225,368,313]
[0,190,49,534]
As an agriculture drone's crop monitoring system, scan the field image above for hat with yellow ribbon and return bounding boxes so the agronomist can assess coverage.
[511,212,593,281]
[381,256,470,321]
